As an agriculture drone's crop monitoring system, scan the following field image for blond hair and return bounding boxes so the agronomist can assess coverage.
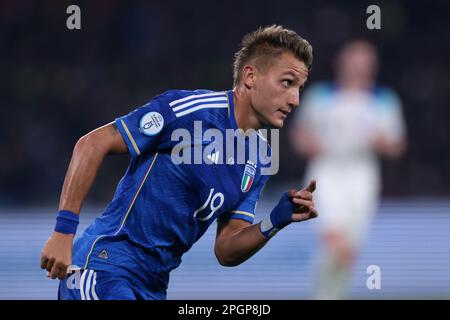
[233,25,313,86]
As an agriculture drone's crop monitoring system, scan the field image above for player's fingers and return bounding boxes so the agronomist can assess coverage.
[292,207,318,221]
[49,263,62,280]
[287,189,298,198]
[309,207,319,219]
[292,212,310,221]
[45,258,55,273]
[305,179,316,193]
[292,198,313,209]
[295,190,312,200]
[292,203,318,220]
[58,266,68,280]
[40,255,49,269]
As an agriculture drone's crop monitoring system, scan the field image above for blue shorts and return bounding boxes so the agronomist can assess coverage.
[58,269,166,300]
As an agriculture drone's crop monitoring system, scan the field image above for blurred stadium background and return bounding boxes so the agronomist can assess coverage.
[0,0,449,299]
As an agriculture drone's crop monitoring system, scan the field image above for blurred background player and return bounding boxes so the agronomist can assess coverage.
[290,40,407,299]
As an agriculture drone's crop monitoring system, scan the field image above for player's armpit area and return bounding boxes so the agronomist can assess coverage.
[107,122,129,154]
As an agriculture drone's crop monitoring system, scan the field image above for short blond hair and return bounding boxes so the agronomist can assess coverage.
[233,25,313,86]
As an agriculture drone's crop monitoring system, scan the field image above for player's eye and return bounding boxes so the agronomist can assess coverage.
[282,79,293,87]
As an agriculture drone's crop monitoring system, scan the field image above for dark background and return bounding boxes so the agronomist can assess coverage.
[1,0,449,205]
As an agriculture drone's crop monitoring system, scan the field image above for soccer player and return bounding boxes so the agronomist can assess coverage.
[40,25,316,300]
[290,40,407,299]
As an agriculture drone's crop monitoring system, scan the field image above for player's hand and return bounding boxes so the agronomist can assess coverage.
[289,179,318,222]
[268,179,318,229]
[40,232,74,280]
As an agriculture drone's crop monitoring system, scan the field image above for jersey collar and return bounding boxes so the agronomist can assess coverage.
[227,90,238,130]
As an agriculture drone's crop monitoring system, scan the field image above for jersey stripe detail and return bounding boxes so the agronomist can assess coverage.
[115,153,158,233]
[79,269,88,300]
[169,92,225,107]
[83,153,159,270]
[175,103,228,118]
[257,130,268,142]
[172,96,228,112]
[91,272,99,300]
[230,210,255,218]
[85,270,94,300]
[226,91,230,118]
[120,119,141,156]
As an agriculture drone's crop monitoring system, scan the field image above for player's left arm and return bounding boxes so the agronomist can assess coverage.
[214,180,318,267]
[372,134,406,159]
[372,89,408,159]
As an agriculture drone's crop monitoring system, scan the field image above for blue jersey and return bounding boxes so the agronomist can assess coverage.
[72,89,271,295]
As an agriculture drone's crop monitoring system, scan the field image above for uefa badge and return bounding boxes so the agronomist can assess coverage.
[241,160,257,193]
[139,111,164,136]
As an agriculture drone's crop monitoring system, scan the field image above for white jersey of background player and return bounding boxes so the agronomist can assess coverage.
[291,40,407,299]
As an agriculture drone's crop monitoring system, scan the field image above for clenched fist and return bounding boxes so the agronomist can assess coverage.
[40,232,74,280]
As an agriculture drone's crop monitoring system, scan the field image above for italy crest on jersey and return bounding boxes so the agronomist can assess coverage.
[241,160,257,193]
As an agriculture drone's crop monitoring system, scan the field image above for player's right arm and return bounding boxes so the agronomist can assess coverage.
[40,122,128,280]
[215,180,318,266]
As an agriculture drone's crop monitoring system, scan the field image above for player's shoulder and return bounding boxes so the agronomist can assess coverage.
[152,88,229,118]
[155,88,222,102]
[373,85,399,100]
[372,85,402,109]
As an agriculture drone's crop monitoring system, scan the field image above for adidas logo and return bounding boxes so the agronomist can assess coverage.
[98,249,109,260]
[206,151,220,164]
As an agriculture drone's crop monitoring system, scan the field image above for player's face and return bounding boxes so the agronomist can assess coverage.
[250,51,308,128]
[337,41,378,83]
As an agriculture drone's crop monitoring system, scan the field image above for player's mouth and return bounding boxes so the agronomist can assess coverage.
[277,109,290,119]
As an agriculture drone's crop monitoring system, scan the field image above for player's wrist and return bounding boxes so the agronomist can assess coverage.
[259,218,280,238]
[54,210,79,235]
[259,192,293,238]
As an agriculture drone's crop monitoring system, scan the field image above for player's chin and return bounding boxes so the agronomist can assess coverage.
[261,113,285,128]
[270,117,285,129]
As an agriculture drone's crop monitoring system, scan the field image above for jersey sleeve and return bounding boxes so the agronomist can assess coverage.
[375,88,407,143]
[218,174,270,224]
[115,95,177,157]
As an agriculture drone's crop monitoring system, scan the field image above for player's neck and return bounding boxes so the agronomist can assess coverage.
[232,88,262,131]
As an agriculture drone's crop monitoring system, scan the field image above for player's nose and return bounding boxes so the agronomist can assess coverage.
[287,90,300,109]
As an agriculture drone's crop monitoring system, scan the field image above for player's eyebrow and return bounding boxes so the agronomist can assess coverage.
[281,70,300,81]
[282,70,299,77]
[281,70,303,82]
[283,65,309,83]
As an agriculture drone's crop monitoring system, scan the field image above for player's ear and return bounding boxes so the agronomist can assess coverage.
[242,65,256,89]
